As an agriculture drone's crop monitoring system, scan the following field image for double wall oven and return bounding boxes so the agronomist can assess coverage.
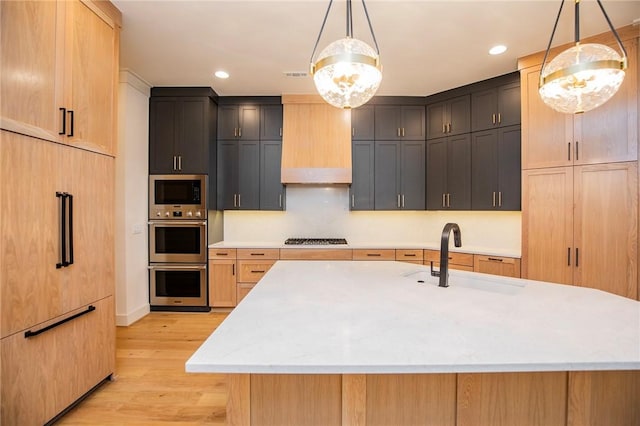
[148,175,209,310]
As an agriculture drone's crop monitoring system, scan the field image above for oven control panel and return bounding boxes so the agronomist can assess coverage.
[150,207,206,219]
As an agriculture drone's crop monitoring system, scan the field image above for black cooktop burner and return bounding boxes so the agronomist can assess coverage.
[284,238,348,245]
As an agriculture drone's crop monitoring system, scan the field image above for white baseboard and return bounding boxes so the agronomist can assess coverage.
[116,304,150,326]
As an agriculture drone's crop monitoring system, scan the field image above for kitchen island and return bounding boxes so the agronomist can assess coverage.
[187,261,640,426]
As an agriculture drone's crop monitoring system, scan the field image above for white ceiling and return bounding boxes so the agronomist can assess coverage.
[113,0,640,97]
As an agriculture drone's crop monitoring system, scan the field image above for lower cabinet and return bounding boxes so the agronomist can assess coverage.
[474,255,521,278]
[396,249,424,265]
[1,296,115,426]
[424,250,474,272]
[352,249,395,260]
[208,249,237,307]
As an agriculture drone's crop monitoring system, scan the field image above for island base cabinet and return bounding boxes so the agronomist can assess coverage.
[1,296,115,426]
[226,371,639,426]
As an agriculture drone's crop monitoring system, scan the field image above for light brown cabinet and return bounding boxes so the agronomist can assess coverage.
[424,249,474,272]
[473,255,521,278]
[353,249,395,261]
[523,163,638,299]
[520,38,637,170]
[0,0,120,155]
[236,248,279,303]
[396,249,424,265]
[208,249,237,308]
[280,248,353,260]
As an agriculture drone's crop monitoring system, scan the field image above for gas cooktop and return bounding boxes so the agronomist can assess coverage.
[284,238,348,245]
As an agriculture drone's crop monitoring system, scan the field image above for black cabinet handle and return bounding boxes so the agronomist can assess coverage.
[67,110,74,137]
[250,253,265,256]
[59,108,66,135]
[487,257,503,262]
[251,270,266,274]
[56,192,67,268]
[567,247,571,266]
[575,248,579,267]
[67,193,74,265]
[24,305,95,338]
[367,253,381,257]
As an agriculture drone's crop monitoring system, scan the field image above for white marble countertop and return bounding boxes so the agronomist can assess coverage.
[208,241,520,257]
[186,261,640,374]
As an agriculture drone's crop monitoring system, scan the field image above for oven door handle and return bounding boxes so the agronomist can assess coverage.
[148,264,207,270]
[147,221,207,226]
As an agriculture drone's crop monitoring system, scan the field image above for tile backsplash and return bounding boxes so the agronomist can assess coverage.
[221,186,521,255]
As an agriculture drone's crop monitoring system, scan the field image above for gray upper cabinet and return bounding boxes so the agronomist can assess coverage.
[260,140,285,210]
[217,140,260,210]
[149,88,216,175]
[351,105,375,140]
[471,125,521,210]
[217,97,283,210]
[375,105,425,140]
[350,140,375,210]
[471,82,521,132]
[260,105,283,140]
[426,95,470,140]
[426,134,471,210]
[218,105,260,140]
[374,140,425,210]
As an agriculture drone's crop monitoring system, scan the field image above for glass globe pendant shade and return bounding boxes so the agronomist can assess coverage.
[539,43,626,114]
[311,37,382,109]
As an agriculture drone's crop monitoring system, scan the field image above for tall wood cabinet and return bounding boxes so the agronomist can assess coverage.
[519,28,638,300]
[0,1,120,424]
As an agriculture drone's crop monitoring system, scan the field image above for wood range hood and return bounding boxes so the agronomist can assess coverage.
[281,95,352,184]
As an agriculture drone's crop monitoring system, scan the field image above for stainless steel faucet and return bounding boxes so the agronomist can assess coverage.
[430,223,462,287]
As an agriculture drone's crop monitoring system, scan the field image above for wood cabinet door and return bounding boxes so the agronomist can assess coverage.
[471,129,499,210]
[573,162,638,299]
[260,104,283,140]
[1,132,63,338]
[522,167,574,284]
[375,106,402,140]
[447,133,471,210]
[350,140,375,210]
[426,137,447,210]
[520,66,573,169]
[399,140,425,209]
[474,255,521,278]
[471,88,498,132]
[574,39,638,166]
[59,145,114,312]
[238,140,260,209]
[149,97,178,173]
[65,0,118,154]
[351,105,375,140]
[374,140,401,209]
[209,260,237,307]
[400,106,425,140]
[0,0,63,141]
[260,140,285,210]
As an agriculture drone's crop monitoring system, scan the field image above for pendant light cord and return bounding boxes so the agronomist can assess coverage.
[347,0,353,38]
[596,0,627,57]
[540,0,566,82]
[310,0,334,64]
[362,0,380,55]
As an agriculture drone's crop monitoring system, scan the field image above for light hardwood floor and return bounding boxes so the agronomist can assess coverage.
[57,312,230,425]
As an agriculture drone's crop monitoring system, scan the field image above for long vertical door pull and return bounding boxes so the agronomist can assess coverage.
[56,192,74,268]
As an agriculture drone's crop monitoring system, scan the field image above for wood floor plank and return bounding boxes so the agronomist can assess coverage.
[56,312,229,425]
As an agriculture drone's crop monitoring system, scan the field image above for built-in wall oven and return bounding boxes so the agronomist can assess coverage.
[149,174,209,311]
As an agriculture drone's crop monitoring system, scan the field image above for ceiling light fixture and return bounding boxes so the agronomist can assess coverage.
[538,0,627,114]
[489,45,507,55]
[309,0,382,109]
[214,71,229,79]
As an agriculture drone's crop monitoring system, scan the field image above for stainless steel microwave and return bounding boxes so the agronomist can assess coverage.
[149,174,207,219]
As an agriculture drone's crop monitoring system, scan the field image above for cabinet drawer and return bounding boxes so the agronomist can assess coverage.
[238,260,276,283]
[237,248,280,260]
[353,249,395,261]
[279,249,353,260]
[396,249,424,262]
[237,282,257,304]
[209,248,237,259]
[474,255,521,278]
[1,296,114,426]
[424,249,473,267]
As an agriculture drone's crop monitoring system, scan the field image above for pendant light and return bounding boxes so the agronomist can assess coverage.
[310,0,382,109]
[539,0,627,114]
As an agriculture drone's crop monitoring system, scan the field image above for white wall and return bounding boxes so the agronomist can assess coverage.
[223,186,521,256]
[115,70,151,326]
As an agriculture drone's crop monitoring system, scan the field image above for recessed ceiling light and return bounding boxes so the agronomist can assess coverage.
[489,45,507,55]
[214,70,229,79]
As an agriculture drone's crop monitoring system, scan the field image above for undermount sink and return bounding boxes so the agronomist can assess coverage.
[402,270,525,295]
